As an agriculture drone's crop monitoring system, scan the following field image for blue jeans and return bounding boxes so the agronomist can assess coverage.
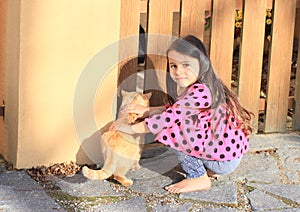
[176,151,242,178]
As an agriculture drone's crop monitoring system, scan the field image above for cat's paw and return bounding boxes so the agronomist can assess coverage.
[130,163,141,171]
[82,166,91,179]
[114,175,133,186]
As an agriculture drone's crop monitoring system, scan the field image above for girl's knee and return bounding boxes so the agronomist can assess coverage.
[204,157,242,176]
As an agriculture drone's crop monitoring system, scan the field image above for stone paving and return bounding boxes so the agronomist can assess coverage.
[0,132,300,211]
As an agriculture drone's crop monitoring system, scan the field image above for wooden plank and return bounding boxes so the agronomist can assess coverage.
[238,0,267,133]
[294,9,300,129]
[118,0,140,78]
[140,0,147,13]
[206,0,293,10]
[142,0,180,14]
[144,0,177,106]
[209,0,235,87]
[264,0,297,132]
[180,0,206,40]
[119,0,140,52]
[237,0,272,9]
[118,0,140,110]
[172,0,180,12]
[0,0,6,106]
[260,97,295,111]
[295,8,300,40]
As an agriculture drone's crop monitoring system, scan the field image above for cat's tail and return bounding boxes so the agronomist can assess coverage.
[82,166,112,181]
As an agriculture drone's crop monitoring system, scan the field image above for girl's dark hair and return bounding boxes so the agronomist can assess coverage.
[166,35,253,135]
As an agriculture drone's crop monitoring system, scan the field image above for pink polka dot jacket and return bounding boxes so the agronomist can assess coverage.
[145,83,250,161]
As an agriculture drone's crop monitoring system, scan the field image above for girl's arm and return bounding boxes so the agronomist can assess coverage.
[132,121,150,133]
[148,106,166,116]
[119,105,165,119]
[115,120,150,134]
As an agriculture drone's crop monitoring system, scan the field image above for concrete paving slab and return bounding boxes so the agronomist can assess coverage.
[1,133,300,211]
[249,133,300,152]
[276,146,300,184]
[247,189,289,211]
[249,133,300,184]
[52,174,123,197]
[180,181,238,205]
[248,183,300,204]
[0,171,64,212]
[200,208,239,212]
[0,171,42,190]
[128,148,180,179]
[154,202,193,211]
[271,209,300,212]
[224,153,281,184]
[0,185,64,212]
[97,196,147,212]
[130,175,172,196]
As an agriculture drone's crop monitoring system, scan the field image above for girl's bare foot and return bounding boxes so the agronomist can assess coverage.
[165,173,211,193]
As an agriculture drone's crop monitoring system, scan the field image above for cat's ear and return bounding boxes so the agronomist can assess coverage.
[121,90,130,97]
[144,92,152,99]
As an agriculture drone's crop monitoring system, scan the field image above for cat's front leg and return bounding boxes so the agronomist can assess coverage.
[130,160,141,171]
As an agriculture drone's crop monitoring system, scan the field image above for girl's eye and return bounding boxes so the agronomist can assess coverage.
[170,64,177,69]
[183,63,190,68]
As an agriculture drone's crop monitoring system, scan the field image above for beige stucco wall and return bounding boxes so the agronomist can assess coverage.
[0,0,21,166]
[0,0,121,168]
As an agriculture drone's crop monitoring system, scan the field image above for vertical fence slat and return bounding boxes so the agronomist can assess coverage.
[145,0,178,106]
[180,0,206,40]
[294,8,300,129]
[264,0,297,132]
[238,0,267,132]
[119,0,140,60]
[140,0,147,13]
[118,0,299,133]
[118,0,140,110]
[209,0,235,87]
[294,64,300,129]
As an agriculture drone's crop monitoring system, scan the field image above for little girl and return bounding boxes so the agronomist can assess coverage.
[115,35,253,193]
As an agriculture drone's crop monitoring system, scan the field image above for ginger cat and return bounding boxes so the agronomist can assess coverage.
[82,90,151,186]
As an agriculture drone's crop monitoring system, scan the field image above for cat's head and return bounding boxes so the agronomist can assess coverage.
[120,90,152,123]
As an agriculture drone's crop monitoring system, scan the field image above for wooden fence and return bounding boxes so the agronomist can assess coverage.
[118,0,300,133]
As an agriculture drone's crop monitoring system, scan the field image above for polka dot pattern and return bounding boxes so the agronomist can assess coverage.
[145,83,250,161]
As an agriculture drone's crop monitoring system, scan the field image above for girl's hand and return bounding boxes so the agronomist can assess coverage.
[119,104,149,118]
[114,121,136,134]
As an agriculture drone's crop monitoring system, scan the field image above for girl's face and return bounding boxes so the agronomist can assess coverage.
[168,50,200,88]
